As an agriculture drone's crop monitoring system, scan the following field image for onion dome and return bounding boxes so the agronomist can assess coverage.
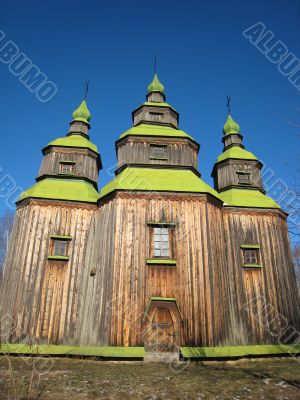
[147,73,165,94]
[72,100,91,124]
[223,114,240,135]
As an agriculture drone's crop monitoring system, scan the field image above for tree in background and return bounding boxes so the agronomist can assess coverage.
[0,211,14,283]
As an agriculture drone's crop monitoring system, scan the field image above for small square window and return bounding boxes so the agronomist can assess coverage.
[150,145,168,160]
[59,162,74,174]
[242,248,260,266]
[149,112,163,122]
[237,172,251,185]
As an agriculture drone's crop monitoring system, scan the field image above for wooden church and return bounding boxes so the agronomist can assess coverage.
[1,74,299,358]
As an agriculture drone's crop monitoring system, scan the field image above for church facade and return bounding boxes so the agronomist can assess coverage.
[1,74,299,356]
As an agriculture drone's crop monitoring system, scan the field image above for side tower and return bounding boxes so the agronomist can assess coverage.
[0,101,101,344]
[212,114,300,344]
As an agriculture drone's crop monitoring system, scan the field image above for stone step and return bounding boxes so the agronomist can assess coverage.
[144,352,180,363]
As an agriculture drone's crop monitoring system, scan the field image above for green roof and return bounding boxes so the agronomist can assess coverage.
[217,146,258,163]
[72,100,91,124]
[141,102,177,112]
[99,167,220,200]
[120,123,194,140]
[147,73,165,94]
[47,134,99,154]
[19,178,99,203]
[223,114,240,136]
[219,188,280,209]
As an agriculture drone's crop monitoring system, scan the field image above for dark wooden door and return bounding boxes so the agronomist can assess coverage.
[149,307,176,352]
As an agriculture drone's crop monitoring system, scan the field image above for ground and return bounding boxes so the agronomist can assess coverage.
[0,356,300,399]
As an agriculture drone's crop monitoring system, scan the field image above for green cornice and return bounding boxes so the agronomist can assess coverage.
[147,73,165,94]
[119,123,194,140]
[19,178,99,204]
[217,146,258,163]
[99,167,221,200]
[141,102,177,112]
[72,100,91,124]
[219,188,280,209]
[223,114,240,136]
[46,134,99,154]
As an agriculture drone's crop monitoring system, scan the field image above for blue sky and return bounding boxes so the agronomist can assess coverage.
[0,0,299,238]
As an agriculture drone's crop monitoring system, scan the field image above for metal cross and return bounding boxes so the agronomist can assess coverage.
[84,81,90,101]
[226,96,231,114]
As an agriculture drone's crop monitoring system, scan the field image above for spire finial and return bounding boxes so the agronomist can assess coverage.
[84,80,89,101]
[226,96,231,115]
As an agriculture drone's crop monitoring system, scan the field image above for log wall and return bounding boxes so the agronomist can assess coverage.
[0,199,97,344]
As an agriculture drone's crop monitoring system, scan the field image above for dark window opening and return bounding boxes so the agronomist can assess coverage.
[243,248,259,265]
[149,112,163,122]
[53,240,67,256]
[237,172,251,185]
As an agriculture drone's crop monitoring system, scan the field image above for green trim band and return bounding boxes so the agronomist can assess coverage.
[0,344,145,358]
[180,344,300,359]
[50,235,72,241]
[48,256,70,261]
[242,264,262,268]
[240,244,260,249]
[151,297,177,302]
[58,172,75,176]
[147,222,177,227]
[146,259,177,265]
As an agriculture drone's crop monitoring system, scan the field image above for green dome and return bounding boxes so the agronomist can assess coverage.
[223,114,240,135]
[147,73,165,94]
[72,100,91,124]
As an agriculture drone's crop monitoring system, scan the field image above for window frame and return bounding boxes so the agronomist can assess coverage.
[237,171,251,185]
[58,161,75,175]
[149,111,164,122]
[240,244,261,268]
[149,144,168,161]
[148,222,176,260]
[48,235,72,261]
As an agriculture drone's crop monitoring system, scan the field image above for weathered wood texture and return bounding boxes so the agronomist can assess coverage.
[213,160,263,191]
[1,193,299,348]
[117,137,198,169]
[133,105,178,127]
[77,193,299,347]
[0,199,97,344]
[39,147,99,185]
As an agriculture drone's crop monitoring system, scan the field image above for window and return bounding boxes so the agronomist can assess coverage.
[48,235,72,260]
[153,227,170,257]
[53,240,67,256]
[59,161,75,174]
[150,144,168,160]
[149,112,163,122]
[237,172,251,185]
[241,245,261,267]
